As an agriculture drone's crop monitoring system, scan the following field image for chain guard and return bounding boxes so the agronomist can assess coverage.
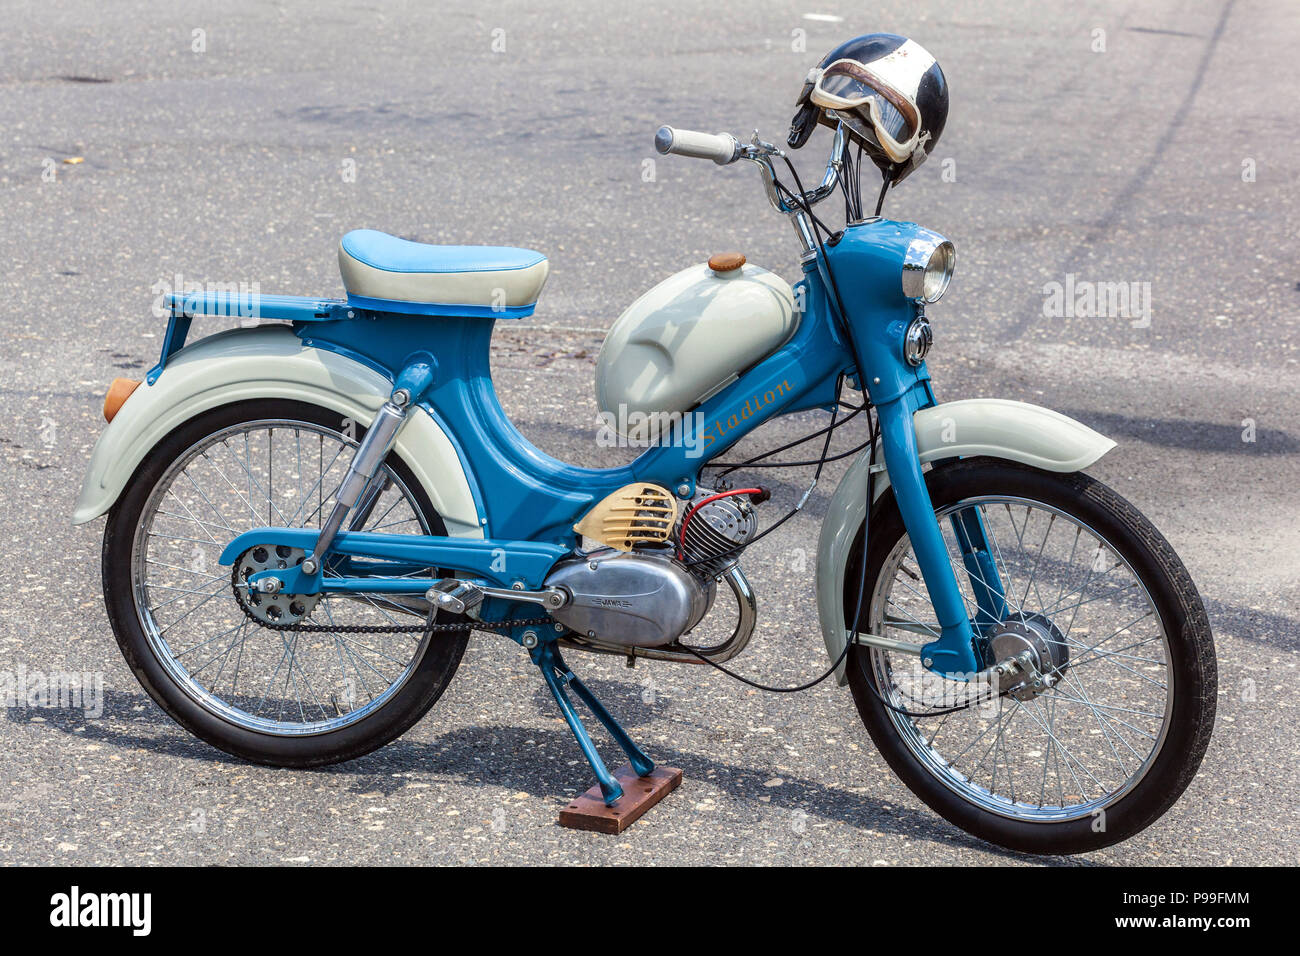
[230,547,550,635]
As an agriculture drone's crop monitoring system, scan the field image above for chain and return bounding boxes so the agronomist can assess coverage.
[230,559,552,635]
[242,611,554,635]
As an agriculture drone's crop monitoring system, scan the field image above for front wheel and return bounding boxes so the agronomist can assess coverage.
[845,457,1216,854]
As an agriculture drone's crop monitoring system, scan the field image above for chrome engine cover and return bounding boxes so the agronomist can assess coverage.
[544,549,711,648]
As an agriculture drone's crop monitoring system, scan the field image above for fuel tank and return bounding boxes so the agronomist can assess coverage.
[595,257,797,441]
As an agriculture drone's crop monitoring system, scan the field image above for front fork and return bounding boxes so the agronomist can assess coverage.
[874,393,1001,677]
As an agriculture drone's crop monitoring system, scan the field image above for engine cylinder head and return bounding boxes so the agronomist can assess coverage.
[679,493,758,577]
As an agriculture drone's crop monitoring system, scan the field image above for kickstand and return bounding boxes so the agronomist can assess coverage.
[533,641,655,805]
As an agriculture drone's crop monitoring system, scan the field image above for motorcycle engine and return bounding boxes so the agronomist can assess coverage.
[545,488,760,649]
[676,489,759,577]
[545,549,712,648]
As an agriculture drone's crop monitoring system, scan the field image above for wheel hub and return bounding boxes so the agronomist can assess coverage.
[988,613,1068,700]
[233,545,320,626]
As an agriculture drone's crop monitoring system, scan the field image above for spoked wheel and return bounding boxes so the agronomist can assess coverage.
[103,399,469,767]
[845,457,1216,854]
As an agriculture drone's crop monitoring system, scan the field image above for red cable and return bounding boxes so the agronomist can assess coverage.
[677,488,763,560]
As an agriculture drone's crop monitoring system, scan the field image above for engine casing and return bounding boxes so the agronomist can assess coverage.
[545,549,711,648]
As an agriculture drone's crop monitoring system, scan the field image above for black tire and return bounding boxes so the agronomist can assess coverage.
[103,399,470,768]
[844,457,1216,854]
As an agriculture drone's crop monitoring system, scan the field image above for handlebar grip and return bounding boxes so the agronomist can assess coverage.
[655,126,740,165]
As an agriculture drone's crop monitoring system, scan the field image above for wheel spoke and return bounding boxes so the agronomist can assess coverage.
[864,490,1174,824]
[131,416,442,737]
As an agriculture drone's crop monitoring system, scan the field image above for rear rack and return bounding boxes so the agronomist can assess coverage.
[147,292,356,384]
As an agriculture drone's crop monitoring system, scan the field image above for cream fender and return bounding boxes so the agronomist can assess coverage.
[815,399,1116,683]
[72,325,483,538]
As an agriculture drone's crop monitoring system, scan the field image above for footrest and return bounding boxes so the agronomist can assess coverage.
[558,764,682,834]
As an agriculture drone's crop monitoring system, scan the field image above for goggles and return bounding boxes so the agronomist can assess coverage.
[807,43,933,164]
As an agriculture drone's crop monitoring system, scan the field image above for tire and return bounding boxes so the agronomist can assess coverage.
[103,399,470,768]
[844,457,1216,854]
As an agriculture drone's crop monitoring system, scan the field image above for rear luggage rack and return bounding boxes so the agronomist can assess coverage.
[148,292,356,383]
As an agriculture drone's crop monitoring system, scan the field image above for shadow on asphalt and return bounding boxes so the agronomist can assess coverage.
[17,682,1097,865]
[1061,408,1300,454]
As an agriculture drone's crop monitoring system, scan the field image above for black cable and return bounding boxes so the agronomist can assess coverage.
[773,179,836,237]
[854,141,865,219]
[686,408,878,691]
[710,400,866,477]
[682,142,1001,711]
[680,624,853,692]
[780,155,854,341]
[681,502,800,570]
[684,373,847,571]
[684,145,868,583]
[711,440,872,471]
[687,405,995,713]
[873,170,890,217]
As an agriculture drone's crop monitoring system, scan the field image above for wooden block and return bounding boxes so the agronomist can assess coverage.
[557,764,683,834]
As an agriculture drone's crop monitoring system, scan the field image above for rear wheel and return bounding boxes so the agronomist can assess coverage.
[845,458,1216,853]
[103,399,470,767]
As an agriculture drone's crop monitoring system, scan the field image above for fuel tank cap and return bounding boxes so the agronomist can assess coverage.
[707,252,746,275]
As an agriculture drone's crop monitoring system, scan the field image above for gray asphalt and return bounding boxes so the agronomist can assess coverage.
[1,0,1297,865]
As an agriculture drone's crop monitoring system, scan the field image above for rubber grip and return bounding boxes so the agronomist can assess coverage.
[654,126,738,165]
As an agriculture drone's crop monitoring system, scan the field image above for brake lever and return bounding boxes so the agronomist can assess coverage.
[738,129,786,161]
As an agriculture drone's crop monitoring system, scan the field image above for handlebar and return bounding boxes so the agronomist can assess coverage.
[654,126,741,165]
[655,123,847,215]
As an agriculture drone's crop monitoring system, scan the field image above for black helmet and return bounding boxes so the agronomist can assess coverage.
[789,33,948,184]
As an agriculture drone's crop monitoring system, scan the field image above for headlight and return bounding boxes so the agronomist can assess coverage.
[901,236,956,303]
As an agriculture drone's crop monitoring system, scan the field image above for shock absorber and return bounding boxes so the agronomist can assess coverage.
[301,360,435,575]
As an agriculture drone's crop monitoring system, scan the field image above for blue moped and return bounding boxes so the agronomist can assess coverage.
[77,108,1215,853]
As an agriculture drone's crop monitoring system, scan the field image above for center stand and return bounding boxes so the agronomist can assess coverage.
[530,639,682,833]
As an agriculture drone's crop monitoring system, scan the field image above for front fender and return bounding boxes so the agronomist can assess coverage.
[815,399,1115,684]
[72,324,483,538]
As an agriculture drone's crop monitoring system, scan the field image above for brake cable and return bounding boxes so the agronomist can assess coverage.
[682,370,849,571]
[679,404,876,691]
[682,153,1002,713]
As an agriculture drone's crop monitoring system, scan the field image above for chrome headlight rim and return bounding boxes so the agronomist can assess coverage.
[901,235,957,303]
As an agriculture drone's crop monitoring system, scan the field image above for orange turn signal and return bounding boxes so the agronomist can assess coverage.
[103,378,141,422]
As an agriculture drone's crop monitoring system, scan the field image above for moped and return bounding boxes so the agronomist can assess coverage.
[76,108,1216,855]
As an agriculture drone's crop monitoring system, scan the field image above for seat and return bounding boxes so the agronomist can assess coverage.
[338,229,549,318]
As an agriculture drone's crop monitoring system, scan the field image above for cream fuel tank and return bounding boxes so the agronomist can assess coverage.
[595,254,798,443]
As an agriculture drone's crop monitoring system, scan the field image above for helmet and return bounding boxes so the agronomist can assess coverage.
[788,33,948,184]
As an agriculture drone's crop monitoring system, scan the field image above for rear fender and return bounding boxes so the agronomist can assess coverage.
[72,325,483,538]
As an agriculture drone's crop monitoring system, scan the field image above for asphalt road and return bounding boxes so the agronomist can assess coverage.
[1,0,1297,865]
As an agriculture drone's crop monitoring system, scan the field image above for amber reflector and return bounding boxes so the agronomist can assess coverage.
[103,378,141,422]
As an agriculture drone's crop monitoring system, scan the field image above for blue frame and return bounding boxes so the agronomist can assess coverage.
[167,219,993,676]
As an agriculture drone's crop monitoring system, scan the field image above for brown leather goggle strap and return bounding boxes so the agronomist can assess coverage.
[821,60,919,136]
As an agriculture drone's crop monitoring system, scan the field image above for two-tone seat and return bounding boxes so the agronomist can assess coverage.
[338,229,549,318]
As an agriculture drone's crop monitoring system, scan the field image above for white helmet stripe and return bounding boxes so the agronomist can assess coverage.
[866,39,936,101]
